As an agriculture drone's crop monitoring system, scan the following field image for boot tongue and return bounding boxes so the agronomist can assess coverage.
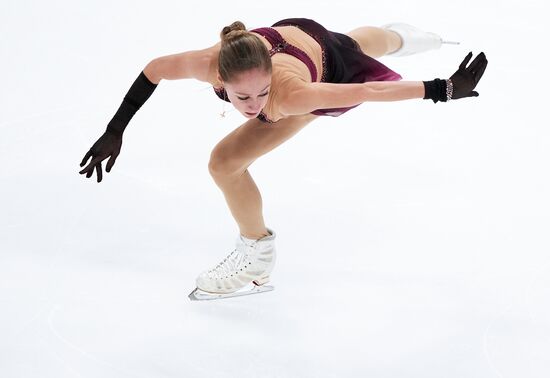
[240,235,257,246]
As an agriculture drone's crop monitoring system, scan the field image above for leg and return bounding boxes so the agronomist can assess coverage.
[209,113,319,239]
[345,26,402,58]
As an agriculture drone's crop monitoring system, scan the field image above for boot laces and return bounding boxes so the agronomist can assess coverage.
[208,241,254,279]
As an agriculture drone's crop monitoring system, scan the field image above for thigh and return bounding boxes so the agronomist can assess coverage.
[345,26,388,58]
[210,113,319,171]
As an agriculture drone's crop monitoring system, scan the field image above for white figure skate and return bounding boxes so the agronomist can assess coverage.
[188,228,276,301]
[381,22,460,57]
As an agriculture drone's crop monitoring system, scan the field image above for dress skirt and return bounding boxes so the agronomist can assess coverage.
[271,17,402,117]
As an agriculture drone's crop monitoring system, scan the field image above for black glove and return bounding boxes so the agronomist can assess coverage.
[423,51,488,103]
[79,71,158,182]
[79,130,122,183]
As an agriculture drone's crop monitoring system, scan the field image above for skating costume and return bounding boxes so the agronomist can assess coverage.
[214,17,402,123]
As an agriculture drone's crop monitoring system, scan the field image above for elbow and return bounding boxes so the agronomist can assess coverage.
[143,59,162,85]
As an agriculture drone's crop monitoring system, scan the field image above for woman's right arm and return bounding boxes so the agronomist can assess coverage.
[143,43,220,84]
[79,43,219,183]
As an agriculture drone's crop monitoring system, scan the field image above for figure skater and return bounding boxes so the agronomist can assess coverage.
[78,18,488,300]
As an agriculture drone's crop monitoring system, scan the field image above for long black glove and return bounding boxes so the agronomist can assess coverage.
[423,51,488,103]
[79,71,158,182]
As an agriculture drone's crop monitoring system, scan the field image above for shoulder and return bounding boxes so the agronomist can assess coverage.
[257,68,305,120]
[271,65,309,94]
[272,70,310,117]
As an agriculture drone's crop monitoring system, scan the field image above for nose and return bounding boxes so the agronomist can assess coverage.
[247,99,263,113]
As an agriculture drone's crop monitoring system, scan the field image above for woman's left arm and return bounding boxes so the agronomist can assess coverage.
[280,80,424,116]
[280,51,487,117]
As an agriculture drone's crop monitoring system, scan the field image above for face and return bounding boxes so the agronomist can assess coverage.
[219,69,272,118]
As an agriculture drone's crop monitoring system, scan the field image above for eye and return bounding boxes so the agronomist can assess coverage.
[237,92,269,101]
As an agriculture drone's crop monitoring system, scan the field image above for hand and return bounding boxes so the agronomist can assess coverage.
[79,130,122,183]
[449,51,488,99]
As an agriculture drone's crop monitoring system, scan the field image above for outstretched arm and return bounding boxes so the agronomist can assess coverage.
[280,51,488,117]
[280,80,425,116]
[143,43,219,83]
[79,44,219,182]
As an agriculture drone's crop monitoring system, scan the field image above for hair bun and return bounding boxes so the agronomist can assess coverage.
[220,21,247,41]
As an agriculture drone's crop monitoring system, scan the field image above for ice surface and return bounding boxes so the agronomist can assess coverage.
[1,1,549,377]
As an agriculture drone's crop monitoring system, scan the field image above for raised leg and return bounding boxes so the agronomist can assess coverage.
[208,113,318,239]
[345,26,402,58]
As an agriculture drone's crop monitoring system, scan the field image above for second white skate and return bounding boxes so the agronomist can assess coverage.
[381,22,460,57]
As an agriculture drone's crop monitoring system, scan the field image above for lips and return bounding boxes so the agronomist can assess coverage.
[246,111,258,116]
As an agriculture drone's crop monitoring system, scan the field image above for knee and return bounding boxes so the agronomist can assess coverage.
[208,146,247,178]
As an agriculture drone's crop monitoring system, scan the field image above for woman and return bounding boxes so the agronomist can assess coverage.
[79,18,488,300]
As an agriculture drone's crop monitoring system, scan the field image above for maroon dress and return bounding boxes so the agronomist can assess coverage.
[214,17,402,123]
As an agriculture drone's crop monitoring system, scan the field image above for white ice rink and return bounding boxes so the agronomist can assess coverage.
[1,0,549,377]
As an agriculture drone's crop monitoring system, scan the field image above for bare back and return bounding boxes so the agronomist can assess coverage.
[206,25,325,122]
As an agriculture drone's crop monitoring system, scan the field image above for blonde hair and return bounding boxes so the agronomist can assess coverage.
[218,21,272,83]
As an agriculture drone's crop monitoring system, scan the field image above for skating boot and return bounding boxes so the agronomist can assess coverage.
[188,228,276,300]
[381,22,459,57]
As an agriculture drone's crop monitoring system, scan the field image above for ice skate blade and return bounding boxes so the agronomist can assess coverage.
[188,284,274,301]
